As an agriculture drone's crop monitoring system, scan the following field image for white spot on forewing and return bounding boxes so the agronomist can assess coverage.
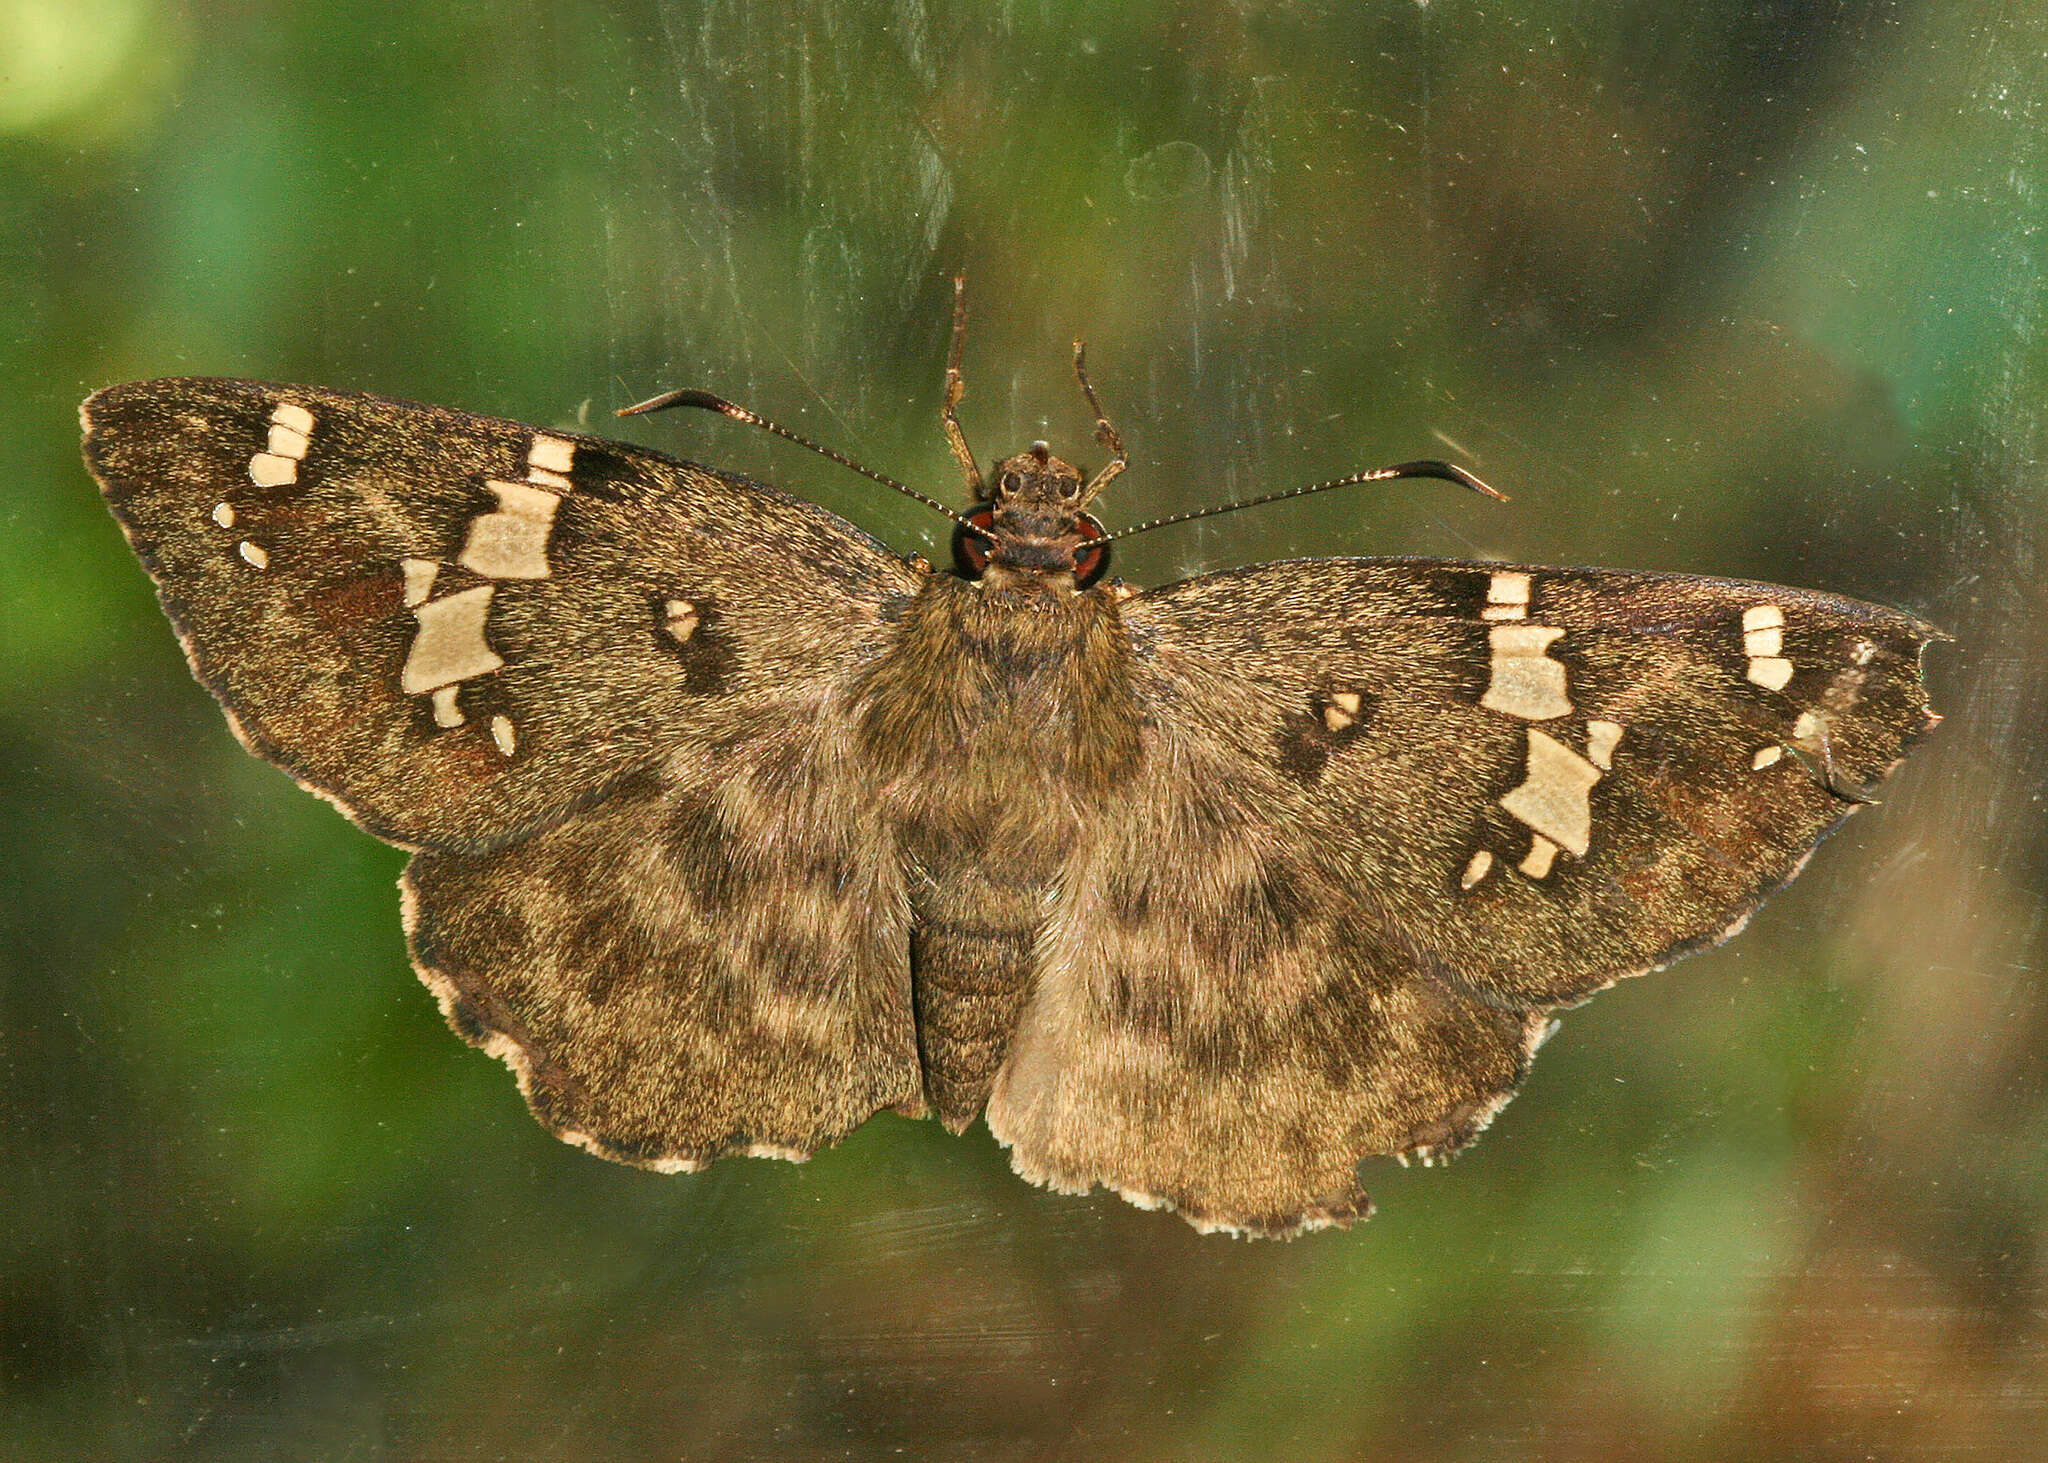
[431,685,464,728]
[1481,623,1572,721]
[401,557,440,608]
[237,540,268,569]
[1482,570,1531,621]
[490,714,516,756]
[1586,719,1623,770]
[1743,604,1793,690]
[527,433,575,476]
[1323,703,1357,732]
[664,599,700,642]
[1499,727,1601,858]
[266,421,310,459]
[401,584,504,693]
[1747,657,1794,691]
[1519,835,1560,879]
[247,452,296,487]
[458,479,561,580]
[1461,849,1494,889]
[1793,710,1823,741]
[212,501,235,528]
[1330,690,1362,716]
[1852,639,1876,666]
[1752,745,1784,770]
[270,401,315,436]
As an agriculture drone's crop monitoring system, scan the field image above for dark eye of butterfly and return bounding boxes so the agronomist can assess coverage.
[999,471,1023,496]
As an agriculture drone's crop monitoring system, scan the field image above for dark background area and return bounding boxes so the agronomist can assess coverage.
[5,1,2043,1458]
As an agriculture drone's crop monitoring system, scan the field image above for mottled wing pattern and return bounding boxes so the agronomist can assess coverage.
[987,558,1939,1235]
[84,378,927,1164]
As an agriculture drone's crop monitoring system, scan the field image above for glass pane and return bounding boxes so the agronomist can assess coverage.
[8,2,2036,1458]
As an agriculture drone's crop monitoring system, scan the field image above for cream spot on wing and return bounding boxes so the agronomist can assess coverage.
[527,433,576,476]
[247,452,297,487]
[237,540,268,569]
[1744,604,1793,689]
[1499,727,1601,859]
[212,501,235,528]
[1331,690,1363,716]
[1752,745,1784,770]
[490,714,516,756]
[1482,570,1531,621]
[1747,657,1794,691]
[248,401,314,487]
[1852,639,1876,666]
[401,584,504,693]
[1793,710,1823,741]
[1519,835,1559,879]
[1481,623,1572,721]
[431,685,464,728]
[458,479,561,580]
[1586,719,1623,770]
[664,598,700,641]
[401,557,440,608]
[1323,703,1357,732]
[1461,849,1494,889]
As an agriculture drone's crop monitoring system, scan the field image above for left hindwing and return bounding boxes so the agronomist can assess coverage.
[83,377,920,854]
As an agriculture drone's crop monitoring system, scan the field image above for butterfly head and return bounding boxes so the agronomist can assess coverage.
[953,441,1112,588]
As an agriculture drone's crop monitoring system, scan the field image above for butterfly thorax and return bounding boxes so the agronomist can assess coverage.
[857,562,1144,1129]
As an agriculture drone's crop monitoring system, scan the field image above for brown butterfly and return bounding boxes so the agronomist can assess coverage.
[82,285,1939,1237]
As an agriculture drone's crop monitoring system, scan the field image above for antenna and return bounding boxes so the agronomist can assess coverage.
[618,389,995,543]
[1099,459,1505,543]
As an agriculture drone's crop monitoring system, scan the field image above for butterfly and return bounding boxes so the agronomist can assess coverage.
[82,292,1940,1237]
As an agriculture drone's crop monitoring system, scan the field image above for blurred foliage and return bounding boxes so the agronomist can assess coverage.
[4,0,2044,1459]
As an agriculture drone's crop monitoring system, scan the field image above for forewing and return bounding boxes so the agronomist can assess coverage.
[86,377,926,1162]
[83,377,920,853]
[987,557,1938,1235]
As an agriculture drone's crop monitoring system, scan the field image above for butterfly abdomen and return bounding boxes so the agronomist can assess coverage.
[859,571,1147,1128]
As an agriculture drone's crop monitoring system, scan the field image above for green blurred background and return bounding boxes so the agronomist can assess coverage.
[5,1,2042,1458]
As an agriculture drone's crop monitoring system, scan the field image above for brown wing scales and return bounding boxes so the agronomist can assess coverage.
[85,377,925,1167]
[985,558,1937,1236]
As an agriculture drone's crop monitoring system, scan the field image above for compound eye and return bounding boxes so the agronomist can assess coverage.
[952,503,998,579]
[1072,514,1111,588]
[998,471,1024,496]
